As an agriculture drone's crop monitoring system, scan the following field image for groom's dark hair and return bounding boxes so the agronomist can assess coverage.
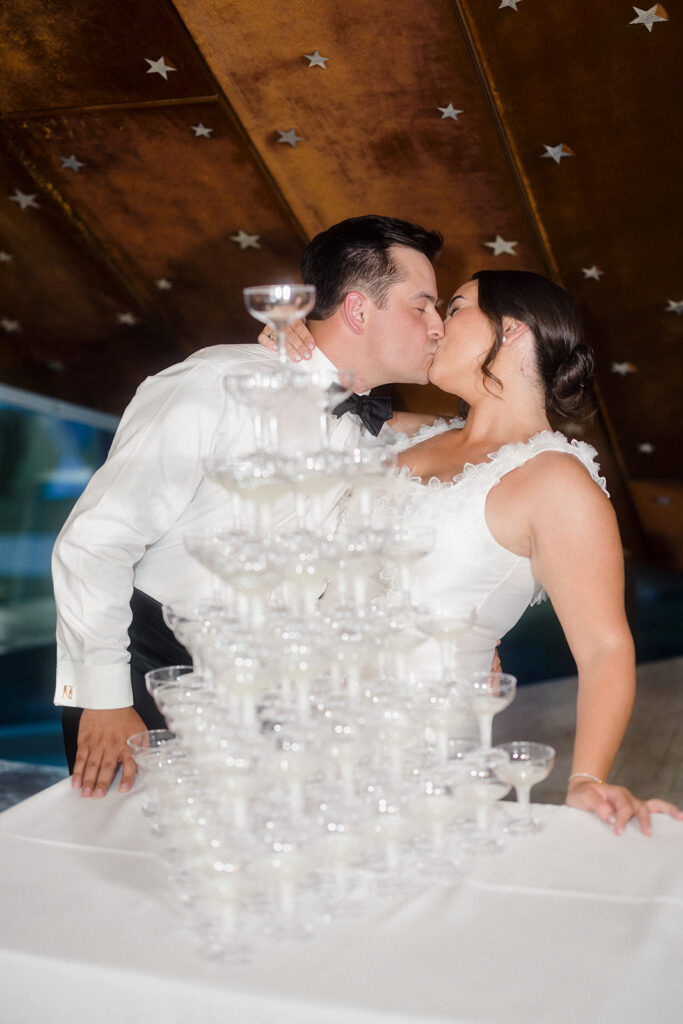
[301,215,443,320]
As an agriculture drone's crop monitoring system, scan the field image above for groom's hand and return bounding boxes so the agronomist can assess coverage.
[72,707,145,798]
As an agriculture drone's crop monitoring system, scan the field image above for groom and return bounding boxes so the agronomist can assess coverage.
[53,214,444,799]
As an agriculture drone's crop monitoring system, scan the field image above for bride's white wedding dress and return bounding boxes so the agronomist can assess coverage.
[379,420,610,681]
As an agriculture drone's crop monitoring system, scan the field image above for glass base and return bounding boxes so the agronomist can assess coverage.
[459,834,505,856]
[503,816,544,836]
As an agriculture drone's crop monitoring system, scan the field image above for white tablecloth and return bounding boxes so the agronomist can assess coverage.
[0,779,681,1024]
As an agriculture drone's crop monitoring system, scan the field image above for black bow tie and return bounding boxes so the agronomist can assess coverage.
[333,392,393,436]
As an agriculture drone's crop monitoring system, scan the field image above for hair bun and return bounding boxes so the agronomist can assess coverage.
[548,342,594,418]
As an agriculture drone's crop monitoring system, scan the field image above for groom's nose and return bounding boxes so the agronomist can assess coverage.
[427,308,444,340]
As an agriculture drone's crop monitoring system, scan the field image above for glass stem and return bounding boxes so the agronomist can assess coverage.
[516,785,532,821]
[477,713,493,749]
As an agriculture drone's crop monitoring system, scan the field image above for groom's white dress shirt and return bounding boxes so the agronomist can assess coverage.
[52,343,364,712]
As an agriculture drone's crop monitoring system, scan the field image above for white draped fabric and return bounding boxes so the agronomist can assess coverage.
[0,781,681,1024]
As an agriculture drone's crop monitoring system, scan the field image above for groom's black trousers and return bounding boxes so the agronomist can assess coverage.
[61,589,191,773]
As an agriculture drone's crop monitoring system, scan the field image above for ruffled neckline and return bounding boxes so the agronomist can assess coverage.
[393,423,609,497]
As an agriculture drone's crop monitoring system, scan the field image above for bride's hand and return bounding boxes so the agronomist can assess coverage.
[257,321,316,362]
[565,777,683,835]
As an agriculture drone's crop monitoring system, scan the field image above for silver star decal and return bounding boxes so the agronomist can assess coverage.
[637,442,656,454]
[191,123,213,138]
[1,317,21,333]
[499,0,522,9]
[156,278,173,291]
[485,235,518,257]
[304,50,329,68]
[117,312,138,326]
[438,104,464,120]
[582,266,604,280]
[60,154,85,172]
[230,229,261,250]
[0,251,12,263]
[611,362,637,376]
[277,129,304,147]
[665,299,683,315]
[630,5,668,31]
[145,57,176,79]
[541,143,573,164]
[9,189,39,211]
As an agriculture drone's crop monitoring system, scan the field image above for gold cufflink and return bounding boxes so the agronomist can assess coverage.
[63,685,73,700]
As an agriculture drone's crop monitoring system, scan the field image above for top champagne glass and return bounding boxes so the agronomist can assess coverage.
[243,284,316,364]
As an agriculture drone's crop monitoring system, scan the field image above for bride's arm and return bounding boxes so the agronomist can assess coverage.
[525,455,682,833]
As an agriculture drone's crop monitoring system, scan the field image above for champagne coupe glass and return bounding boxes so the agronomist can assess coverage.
[144,664,195,698]
[126,728,179,822]
[494,741,556,835]
[415,603,475,678]
[203,451,291,534]
[285,367,356,448]
[382,525,436,607]
[162,600,235,671]
[454,671,517,748]
[222,370,294,453]
[457,748,511,856]
[243,284,316,365]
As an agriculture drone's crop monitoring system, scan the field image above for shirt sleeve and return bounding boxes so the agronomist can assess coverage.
[52,356,233,709]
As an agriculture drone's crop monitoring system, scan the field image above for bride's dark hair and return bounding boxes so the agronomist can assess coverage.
[472,270,594,418]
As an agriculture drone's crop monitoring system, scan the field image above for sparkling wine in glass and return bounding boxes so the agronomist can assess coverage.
[243,284,316,364]
[494,741,556,835]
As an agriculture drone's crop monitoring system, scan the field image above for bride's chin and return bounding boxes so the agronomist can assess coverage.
[428,366,458,396]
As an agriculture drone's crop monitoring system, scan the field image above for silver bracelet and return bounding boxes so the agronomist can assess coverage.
[568,771,604,785]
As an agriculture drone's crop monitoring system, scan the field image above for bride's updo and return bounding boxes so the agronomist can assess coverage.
[472,270,594,418]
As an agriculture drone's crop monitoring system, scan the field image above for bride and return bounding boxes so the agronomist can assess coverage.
[262,268,682,834]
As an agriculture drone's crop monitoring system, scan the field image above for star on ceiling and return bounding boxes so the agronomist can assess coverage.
[0,251,12,263]
[611,361,637,375]
[637,442,656,454]
[629,5,668,31]
[438,104,464,120]
[117,312,138,326]
[541,144,573,164]
[277,129,304,147]
[665,299,683,314]
[304,50,329,68]
[156,278,173,290]
[1,317,21,333]
[9,189,39,211]
[145,57,176,79]
[499,0,522,9]
[60,154,85,172]
[191,123,213,138]
[230,229,261,250]
[485,235,518,256]
[582,266,604,280]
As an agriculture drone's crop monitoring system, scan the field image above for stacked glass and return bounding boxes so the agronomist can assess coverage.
[126,285,555,959]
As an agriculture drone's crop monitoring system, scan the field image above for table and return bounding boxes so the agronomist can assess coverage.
[0,779,681,1024]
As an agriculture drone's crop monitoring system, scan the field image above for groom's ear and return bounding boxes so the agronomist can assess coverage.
[342,291,368,334]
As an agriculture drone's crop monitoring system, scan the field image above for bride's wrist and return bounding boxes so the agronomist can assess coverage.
[568,771,604,789]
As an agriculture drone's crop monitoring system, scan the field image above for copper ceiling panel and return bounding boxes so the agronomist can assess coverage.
[0,0,215,112]
[458,0,682,480]
[171,0,548,291]
[11,102,307,346]
[0,130,177,412]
